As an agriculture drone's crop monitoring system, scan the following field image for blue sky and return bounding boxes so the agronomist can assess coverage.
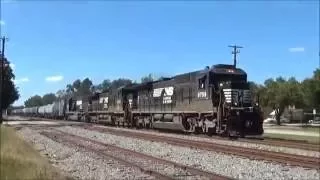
[1,1,319,106]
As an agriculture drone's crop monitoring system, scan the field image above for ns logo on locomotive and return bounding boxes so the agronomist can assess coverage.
[12,47,264,138]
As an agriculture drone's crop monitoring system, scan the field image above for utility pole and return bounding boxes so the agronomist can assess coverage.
[228,45,243,68]
[0,36,8,123]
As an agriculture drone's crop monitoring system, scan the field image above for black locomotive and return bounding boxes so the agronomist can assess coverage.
[12,48,264,138]
[65,64,263,137]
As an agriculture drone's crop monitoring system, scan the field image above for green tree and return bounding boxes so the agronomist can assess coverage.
[56,89,67,98]
[94,79,111,92]
[248,81,264,103]
[260,76,306,125]
[141,74,153,83]
[260,78,287,125]
[79,78,93,96]
[65,78,93,97]
[101,79,112,91]
[42,93,57,105]
[110,78,132,89]
[72,79,81,91]
[24,95,43,107]
[1,57,19,121]
[302,69,320,108]
[66,84,74,94]
[286,77,304,108]
[313,69,320,80]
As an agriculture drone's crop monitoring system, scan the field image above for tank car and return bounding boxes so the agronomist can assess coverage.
[52,99,66,119]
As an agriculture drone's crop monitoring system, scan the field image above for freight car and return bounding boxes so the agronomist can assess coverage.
[11,100,66,119]
[11,50,264,137]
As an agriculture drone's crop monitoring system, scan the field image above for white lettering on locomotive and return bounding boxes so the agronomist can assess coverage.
[76,100,82,105]
[99,97,109,109]
[197,91,207,98]
[153,86,175,104]
[164,87,174,96]
[153,88,164,97]
[153,87,174,97]
[99,97,108,104]
[163,96,172,104]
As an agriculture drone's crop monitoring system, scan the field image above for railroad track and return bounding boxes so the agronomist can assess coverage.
[8,116,319,152]
[41,129,231,180]
[82,125,320,169]
[155,129,320,152]
[8,115,319,153]
[9,116,319,151]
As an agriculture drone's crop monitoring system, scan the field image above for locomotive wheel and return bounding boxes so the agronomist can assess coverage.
[181,115,190,131]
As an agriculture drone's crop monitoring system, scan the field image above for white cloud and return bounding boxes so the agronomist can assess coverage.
[45,75,64,82]
[0,20,5,26]
[14,77,30,84]
[288,47,305,52]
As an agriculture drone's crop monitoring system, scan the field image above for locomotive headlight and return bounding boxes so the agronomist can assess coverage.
[219,83,223,87]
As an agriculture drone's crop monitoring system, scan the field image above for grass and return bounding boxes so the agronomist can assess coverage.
[263,133,320,144]
[264,124,320,133]
[0,125,72,180]
[299,126,320,133]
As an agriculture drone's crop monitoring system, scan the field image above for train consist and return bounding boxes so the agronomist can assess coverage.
[12,57,264,137]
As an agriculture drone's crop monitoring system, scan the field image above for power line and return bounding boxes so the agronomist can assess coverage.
[228,45,243,68]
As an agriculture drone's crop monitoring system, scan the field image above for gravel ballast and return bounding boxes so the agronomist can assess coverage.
[90,125,320,158]
[43,129,211,180]
[57,126,320,180]
[17,127,154,180]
